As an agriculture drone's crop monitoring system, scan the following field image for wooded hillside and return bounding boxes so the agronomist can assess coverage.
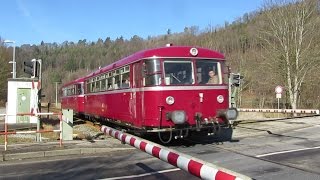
[0,0,319,109]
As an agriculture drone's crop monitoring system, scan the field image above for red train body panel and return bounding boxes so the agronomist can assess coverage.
[61,77,85,114]
[61,46,237,140]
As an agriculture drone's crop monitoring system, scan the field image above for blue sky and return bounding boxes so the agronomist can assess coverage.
[1,0,264,46]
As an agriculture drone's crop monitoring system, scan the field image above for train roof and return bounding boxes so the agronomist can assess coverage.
[62,77,85,87]
[85,46,225,79]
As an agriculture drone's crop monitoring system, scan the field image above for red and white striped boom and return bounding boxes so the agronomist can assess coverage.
[101,125,251,180]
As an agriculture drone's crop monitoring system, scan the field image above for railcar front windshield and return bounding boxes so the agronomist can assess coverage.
[163,60,194,85]
[196,60,222,85]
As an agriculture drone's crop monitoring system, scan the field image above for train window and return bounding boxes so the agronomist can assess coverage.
[124,66,130,72]
[196,60,221,85]
[101,79,106,91]
[91,82,95,92]
[145,59,160,74]
[95,80,100,92]
[76,84,82,95]
[113,74,120,89]
[221,62,229,84]
[143,59,161,86]
[121,72,130,88]
[145,74,161,86]
[107,76,113,90]
[86,81,90,93]
[163,60,194,85]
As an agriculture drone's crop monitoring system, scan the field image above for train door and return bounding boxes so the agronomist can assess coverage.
[132,62,143,127]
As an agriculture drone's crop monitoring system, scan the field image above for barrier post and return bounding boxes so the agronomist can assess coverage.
[61,109,73,140]
[4,114,8,151]
[59,113,63,147]
[36,114,41,142]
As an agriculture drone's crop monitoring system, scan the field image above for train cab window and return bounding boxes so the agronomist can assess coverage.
[222,62,229,84]
[143,59,161,86]
[196,60,222,85]
[163,60,194,85]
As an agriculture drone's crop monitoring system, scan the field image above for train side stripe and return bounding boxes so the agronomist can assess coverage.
[83,86,229,96]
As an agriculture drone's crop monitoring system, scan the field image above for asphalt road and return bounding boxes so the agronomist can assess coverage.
[1,116,320,180]
[0,150,198,180]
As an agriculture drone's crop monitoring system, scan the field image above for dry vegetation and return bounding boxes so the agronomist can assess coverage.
[0,0,319,109]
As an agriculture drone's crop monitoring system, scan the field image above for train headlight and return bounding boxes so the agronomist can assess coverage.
[226,108,238,120]
[166,96,175,105]
[190,47,198,56]
[217,95,224,103]
[171,110,186,124]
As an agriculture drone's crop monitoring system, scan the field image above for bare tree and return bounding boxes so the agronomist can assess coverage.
[259,0,320,109]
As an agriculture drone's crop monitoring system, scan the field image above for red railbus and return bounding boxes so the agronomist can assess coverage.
[61,77,85,116]
[62,45,237,143]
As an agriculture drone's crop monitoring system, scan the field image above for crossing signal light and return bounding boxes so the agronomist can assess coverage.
[24,59,38,78]
[232,73,243,87]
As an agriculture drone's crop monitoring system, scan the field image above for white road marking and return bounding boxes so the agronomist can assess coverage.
[293,124,320,131]
[256,146,320,157]
[100,168,181,180]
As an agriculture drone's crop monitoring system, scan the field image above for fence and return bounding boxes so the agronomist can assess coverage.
[238,108,320,114]
[0,112,63,151]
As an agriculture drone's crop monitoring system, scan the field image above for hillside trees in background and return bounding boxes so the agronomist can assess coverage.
[0,0,319,109]
[0,40,13,105]
[259,0,320,109]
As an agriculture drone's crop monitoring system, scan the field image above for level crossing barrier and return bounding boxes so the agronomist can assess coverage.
[0,112,63,151]
[101,125,252,180]
[238,108,319,114]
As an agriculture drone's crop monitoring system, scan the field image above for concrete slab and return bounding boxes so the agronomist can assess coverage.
[44,149,80,157]
[4,151,45,161]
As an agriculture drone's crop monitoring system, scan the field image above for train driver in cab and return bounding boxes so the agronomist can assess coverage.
[207,70,219,84]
